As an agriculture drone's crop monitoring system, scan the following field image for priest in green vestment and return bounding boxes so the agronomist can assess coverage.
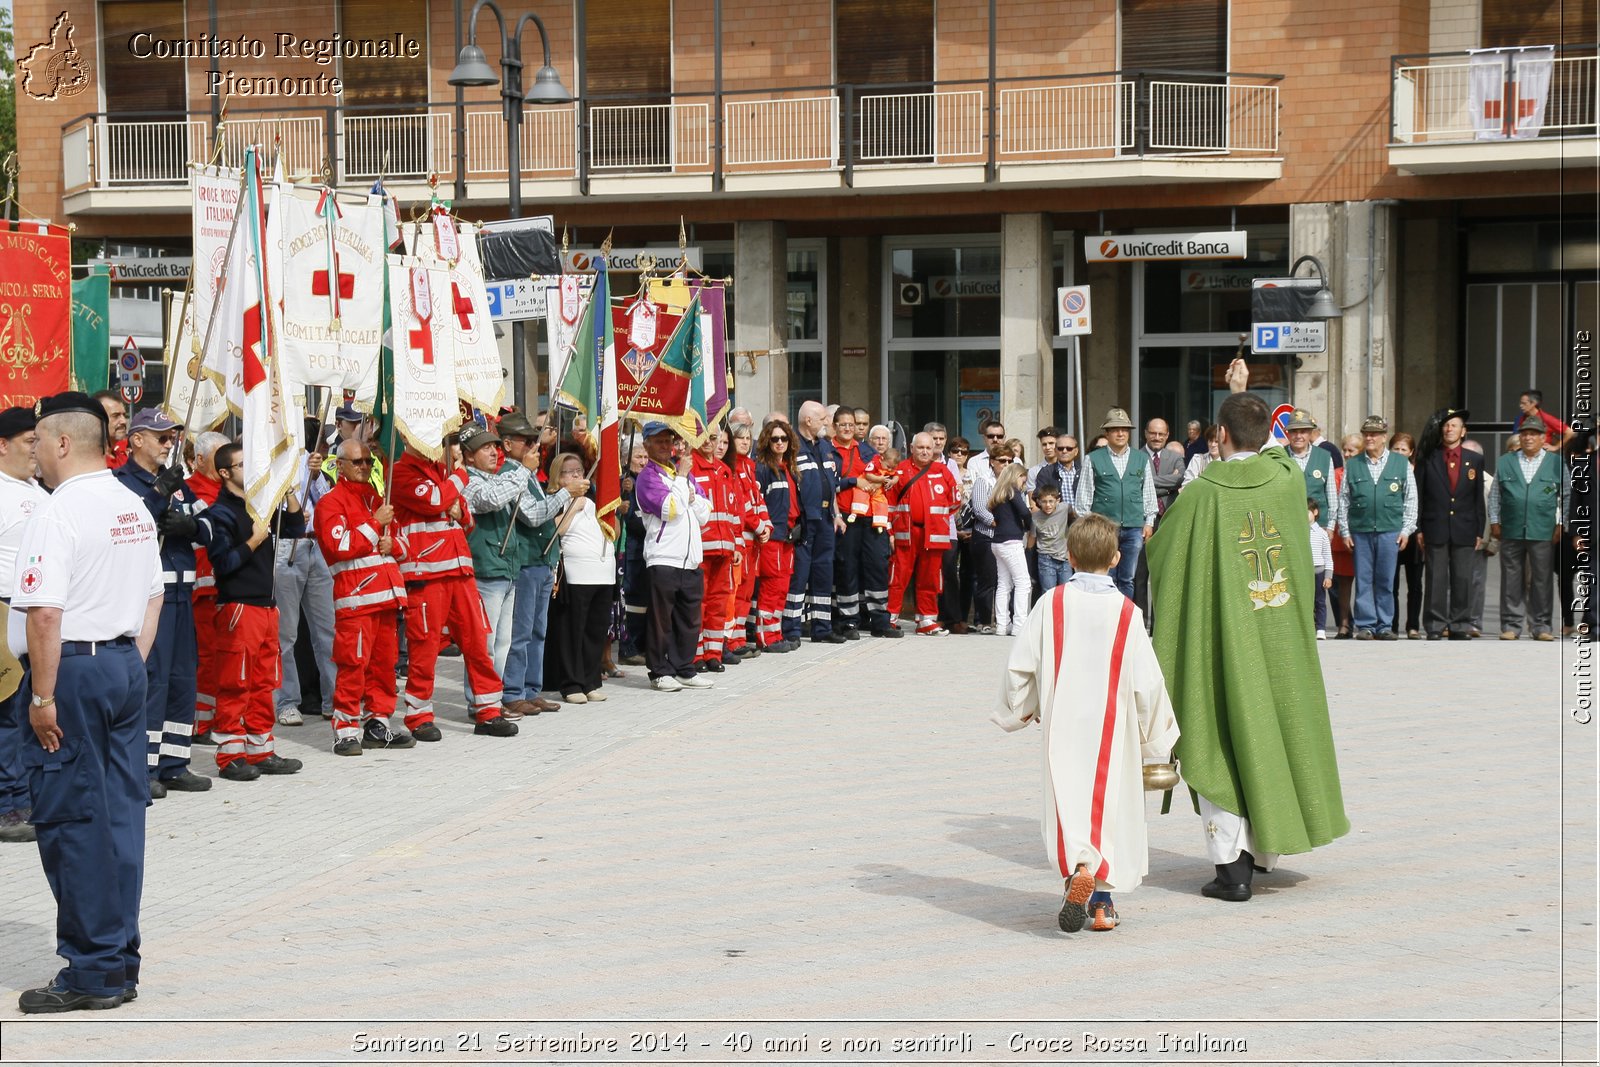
[1147,369,1349,901]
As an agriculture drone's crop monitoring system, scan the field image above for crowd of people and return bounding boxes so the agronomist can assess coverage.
[0,375,1585,1007]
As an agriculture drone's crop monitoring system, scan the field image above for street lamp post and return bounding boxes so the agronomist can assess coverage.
[449,0,572,412]
[1290,254,1343,321]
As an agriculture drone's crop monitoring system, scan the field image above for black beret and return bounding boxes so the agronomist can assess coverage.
[0,406,36,439]
[35,391,111,427]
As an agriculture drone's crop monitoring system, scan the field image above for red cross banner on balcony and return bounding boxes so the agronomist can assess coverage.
[386,254,457,461]
[0,220,73,410]
[270,183,385,408]
[402,220,505,415]
[164,165,238,431]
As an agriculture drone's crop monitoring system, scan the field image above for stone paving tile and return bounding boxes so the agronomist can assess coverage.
[0,609,1592,1064]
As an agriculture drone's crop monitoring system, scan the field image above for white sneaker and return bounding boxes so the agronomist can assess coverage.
[651,675,684,692]
[677,674,715,689]
[1316,630,1327,641]
[276,707,304,726]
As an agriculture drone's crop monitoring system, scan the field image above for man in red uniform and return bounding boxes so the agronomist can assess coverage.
[316,439,414,756]
[390,440,518,740]
[186,431,229,745]
[888,431,958,635]
[690,428,739,672]
[206,443,304,780]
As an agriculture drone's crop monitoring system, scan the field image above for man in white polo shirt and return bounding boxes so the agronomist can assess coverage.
[11,392,163,1013]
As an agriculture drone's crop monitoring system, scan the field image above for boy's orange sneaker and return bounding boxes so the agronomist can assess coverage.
[1058,865,1095,933]
[1091,902,1120,931]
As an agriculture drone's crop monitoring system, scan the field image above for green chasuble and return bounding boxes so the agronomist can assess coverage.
[1147,446,1350,856]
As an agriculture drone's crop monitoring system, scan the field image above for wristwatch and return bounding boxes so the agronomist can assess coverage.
[30,693,56,708]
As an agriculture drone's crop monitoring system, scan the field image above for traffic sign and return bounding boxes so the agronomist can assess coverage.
[1270,403,1294,444]
[484,278,550,322]
[1056,285,1092,336]
[1252,322,1326,354]
[118,336,145,396]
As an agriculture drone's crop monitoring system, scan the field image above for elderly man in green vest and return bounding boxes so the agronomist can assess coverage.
[1285,409,1337,530]
[1074,407,1156,599]
[1338,416,1417,640]
[1489,421,1563,640]
[1147,360,1348,902]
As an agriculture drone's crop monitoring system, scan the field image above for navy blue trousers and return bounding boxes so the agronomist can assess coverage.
[144,597,198,780]
[783,516,836,639]
[25,643,148,996]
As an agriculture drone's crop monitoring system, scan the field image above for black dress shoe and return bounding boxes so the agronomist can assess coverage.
[719,653,740,666]
[1427,633,1445,641]
[18,983,124,1014]
[1448,632,1473,641]
[872,627,904,639]
[1201,878,1253,902]
[840,627,861,641]
[698,659,725,673]
[159,770,212,792]
[813,632,848,644]
[411,722,443,742]
[219,761,260,782]
[1375,630,1399,641]
[148,779,167,800]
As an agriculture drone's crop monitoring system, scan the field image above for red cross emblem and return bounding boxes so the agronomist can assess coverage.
[312,266,355,300]
[409,323,434,367]
[451,283,474,331]
[241,303,267,392]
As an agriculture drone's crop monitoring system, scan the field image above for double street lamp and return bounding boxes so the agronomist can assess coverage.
[449,0,573,410]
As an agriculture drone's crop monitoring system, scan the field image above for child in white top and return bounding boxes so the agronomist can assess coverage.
[1308,497,1333,639]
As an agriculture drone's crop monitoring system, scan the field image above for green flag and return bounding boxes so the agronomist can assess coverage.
[71,264,110,393]
[654,294,708,445]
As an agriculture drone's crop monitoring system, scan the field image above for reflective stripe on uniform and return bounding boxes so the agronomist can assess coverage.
[328,553,389,576]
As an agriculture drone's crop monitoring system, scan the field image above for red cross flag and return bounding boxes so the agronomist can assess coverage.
[269,181,385,407]
[401,219,503,415]
[386,254,457,460]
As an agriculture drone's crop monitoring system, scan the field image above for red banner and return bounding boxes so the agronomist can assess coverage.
[0,223,73,409]
[613,302,690,418]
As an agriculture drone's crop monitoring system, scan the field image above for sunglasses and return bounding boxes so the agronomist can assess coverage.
[155,433,175,445]
[770,435,789,442]
[984,432,1004,439]
[343,458,375,468]
[949,448,969,455]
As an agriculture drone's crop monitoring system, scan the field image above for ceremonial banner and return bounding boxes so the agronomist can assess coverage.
[271,185,384,405]
[403,215,503,413]
[368,179,403,454]
[614,296,691,419]
[1511,47,1555,140]
[555,257,621,537]
[546,275,591,416]
[694,281,731,427]
[166,165,240,429]
[71,264,110,393]
[201,147,299,521]
[387,254,457,460]
[0,221,73,408]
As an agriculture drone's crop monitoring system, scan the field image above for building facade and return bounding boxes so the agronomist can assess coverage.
[12,0,1597,445]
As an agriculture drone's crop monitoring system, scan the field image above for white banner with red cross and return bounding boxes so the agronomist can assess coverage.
[386,254,458,460]
[401,215,504,415]
[268,184,385,406]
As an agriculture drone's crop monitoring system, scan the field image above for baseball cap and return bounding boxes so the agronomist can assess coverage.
[641,420,673,438]
[459,427,502,453]
[336,403,363,423]
[129,408,182,435]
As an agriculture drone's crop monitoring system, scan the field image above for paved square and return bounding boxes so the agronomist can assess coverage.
[0,625,1593,1063]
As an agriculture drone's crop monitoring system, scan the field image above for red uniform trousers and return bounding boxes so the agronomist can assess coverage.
[727,542,758,654]
[890,542,945,633]
[192,591,220,737]
[211,603,282,768]
[756,540,795,647]
[403,575,503,728]
[697,551,734,663]
[331,607,401,740]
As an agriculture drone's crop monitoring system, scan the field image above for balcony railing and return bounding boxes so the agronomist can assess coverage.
[1391,44,1597,144]
[59,70,1281,200]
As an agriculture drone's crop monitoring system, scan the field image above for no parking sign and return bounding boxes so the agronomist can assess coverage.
[1270,403,1294,444]
[118,337,145,404]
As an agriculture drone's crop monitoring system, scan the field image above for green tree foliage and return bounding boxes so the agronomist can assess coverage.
[1,6,17,176]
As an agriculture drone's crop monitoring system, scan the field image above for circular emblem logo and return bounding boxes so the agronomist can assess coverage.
[19,567,42,594]
[1099,240,1120,259]
[1312,469,1324,480]
[415,484,429,496]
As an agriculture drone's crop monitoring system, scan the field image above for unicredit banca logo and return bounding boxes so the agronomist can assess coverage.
[1099,240,1120,260]
[18,12,91,102]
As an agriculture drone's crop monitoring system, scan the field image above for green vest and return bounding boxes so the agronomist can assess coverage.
[1147,448,1349,856]
[1293,447,1334,528]
[1088,447,1150,528]
[1343,452,1409,533]
[1496,450,1561,541]
[466,504,522,582]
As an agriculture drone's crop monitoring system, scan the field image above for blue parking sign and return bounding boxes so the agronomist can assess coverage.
[484,284,503,317]
[1255,325,1278,350]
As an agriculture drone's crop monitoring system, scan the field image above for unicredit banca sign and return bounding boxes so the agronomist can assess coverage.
[1084,231,1247,263]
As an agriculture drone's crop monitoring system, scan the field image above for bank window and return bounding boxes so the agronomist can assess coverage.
[788,245,824,419]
